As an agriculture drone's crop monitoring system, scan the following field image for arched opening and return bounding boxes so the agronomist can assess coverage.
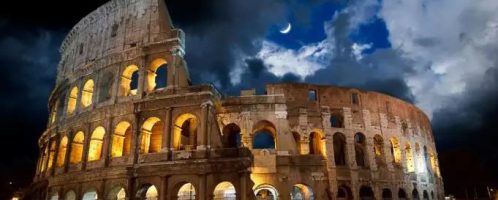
[252,120,276,149]
[423,190,429,200]
[254,184,278,200]
[354,133,367,168]
[412,189,420,200]
[333,132,347,166]
[309,131,325,156]
[65,190,76,200]
[83,189,98,200]
[70,131,85,164]
[382,189,392,200]
[337,185,352,200]
[173,113,198,150]
[49,102,58,124]
[88,126,106,161]
[136,185,159,200]
[47,140,56,169]
[67,86,78,114]
[81,79,94,108]
[120,65,139,96]
[390,137,401,165]
[147,58,168,92]
[222,123,241,148]
[292,132,301,154]
[374,135,385,166]
[140,117,163,154]
[359,186,374,200]
[213,181,236,199]
[398,189,407,200]
[97,71,114,103]
[177,183,196,200]
[107,187,126,200]
[56,136,68,167]
[290,184,314,200]
[330,113,344,128]
[405,143,415,172]
[112,121,132,157]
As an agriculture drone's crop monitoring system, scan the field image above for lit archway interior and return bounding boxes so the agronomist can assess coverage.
[88,126,105,161]
[67,86,79,114]
[177,183,196,200]
[140,117,163,154]
[254,184,278,200]
[82,189,98,200]
[112,121,132,157]
[107,187,126,200]
[213,181,236,199]
[173,113,198,150]
[56,136,68,167]
[309,130,325,156]
[147,58,168,92]
[120,64,139,96]
[65,191,76,200]
[81,79,94,108]
[290,184,314,200]
[70,131,85,164]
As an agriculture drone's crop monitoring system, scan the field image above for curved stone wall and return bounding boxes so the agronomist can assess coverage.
[27,0,444,200]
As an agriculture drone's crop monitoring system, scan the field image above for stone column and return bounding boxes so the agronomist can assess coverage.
[162,108,172,155]
[198,175,207,200]
[131,114,142,164]
[366,136,377,170]
[81,124,91,170]
[198,101,212,150]
[103,119,113,167]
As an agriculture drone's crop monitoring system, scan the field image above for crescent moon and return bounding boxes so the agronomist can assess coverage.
[280,23,292,34]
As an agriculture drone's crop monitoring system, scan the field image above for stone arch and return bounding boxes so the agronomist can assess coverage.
[398,188,407,200]
[330,111,344,128]
[82,188,99,200]
[213,181,236,199]
[382,188,392,200]
[405,143,415,172]
[254,184,278,200]
[333,132,347,166]
[97,71,114,103]
[67,86,78,114]
[70,131,85,164]
[430,191,435,200]
[49,192,59,200]
[56,136,68,167]
[147,58,168,92]
[81,79,94,108]
[173,113,199,150]
[337,185,353,200]
[64,190,77,200]
[136,184,159,200]
[111,121,132,157]
[374,134,385,166]
[140,117,163,153]
[222,123,241,148]
[354,133,367,167]
[309,130,325,156]
[412,189,420,200]
[47,139,57,170]
[290,183,314,200]
[176,182,196,200]
[252,120,277,149]
[390,137,401,164]
[292,131,301,154]
[106,186,126,200]
[120,64,139,96]
[359,185,374,200]
[423,190,429,200]
[88,126,106,161]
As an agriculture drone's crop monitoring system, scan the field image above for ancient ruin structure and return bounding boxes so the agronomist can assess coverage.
[26,0,444,199]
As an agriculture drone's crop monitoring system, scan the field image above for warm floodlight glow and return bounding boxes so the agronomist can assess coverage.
[88,127,105,161]
[67,86,79,114]
[405,143,415,172]
[56,136,68,167]
[173,113,198,150]
[70,131,85,164]
[140,117,163,154]
[147,58,167,92]
[112,121,132,157]
[120,65,139,96]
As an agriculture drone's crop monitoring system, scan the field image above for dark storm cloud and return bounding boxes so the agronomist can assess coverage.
[0,22,61,194]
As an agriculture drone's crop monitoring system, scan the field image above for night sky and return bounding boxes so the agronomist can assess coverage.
[1,0,498,198]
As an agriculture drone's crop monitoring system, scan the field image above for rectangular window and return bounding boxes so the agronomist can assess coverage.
[352,93,359,105]
[308,90,317,102]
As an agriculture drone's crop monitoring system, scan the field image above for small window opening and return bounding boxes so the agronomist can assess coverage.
[352,93,359,105]
[308,90,317,102]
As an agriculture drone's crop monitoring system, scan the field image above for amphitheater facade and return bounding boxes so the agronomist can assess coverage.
[25,0,444,199]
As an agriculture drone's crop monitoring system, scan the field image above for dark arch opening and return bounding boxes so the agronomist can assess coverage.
[337,185,352,200]
[398,189,407,200]
[333,133,347,166]
[355,133,367,167]
[155,64,168,89]
[423,190,429,200]
[382,189,392,200]
[253,131,275,149]
[222,123,241,148]
[359,186,374,200]
[412,189,420,200]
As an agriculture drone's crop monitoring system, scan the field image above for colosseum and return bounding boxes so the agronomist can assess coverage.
[24,0,444,200]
